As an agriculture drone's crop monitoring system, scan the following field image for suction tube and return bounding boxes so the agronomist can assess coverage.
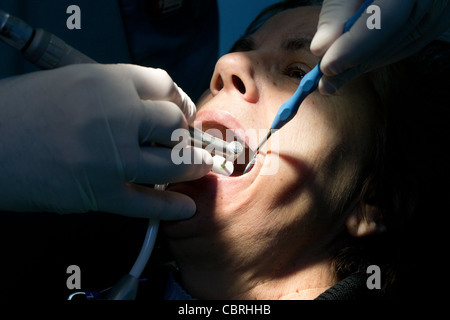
[106,184,166,300]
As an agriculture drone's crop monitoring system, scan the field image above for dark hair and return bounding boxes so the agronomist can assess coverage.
[357,40,450,297]
[243,0,323,36]
[240,0,450,298]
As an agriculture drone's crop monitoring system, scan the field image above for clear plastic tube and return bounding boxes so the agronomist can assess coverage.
[129,183,167,279]
[129,219,160,278]
[107,185,165,300]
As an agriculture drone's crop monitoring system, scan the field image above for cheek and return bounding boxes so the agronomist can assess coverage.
[270,99,342,172]
[196,90,213,108]
[258,97,349,212]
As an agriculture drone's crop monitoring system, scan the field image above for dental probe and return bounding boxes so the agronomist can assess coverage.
[243,0,375,174]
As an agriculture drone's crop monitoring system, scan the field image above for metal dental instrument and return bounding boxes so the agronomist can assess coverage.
[243,0,375,174]
[189,127,244,164]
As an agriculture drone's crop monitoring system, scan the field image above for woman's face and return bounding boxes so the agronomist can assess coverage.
[163,7,378,272]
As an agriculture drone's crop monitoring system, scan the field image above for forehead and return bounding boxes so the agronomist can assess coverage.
[251,6,321,46]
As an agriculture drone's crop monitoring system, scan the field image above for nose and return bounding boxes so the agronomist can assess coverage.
[210,52,259,103]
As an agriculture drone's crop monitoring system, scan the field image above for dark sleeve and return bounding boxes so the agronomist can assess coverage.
[315,273,377,300]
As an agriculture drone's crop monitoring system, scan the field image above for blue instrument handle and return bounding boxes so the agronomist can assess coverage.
[270,0,375,131]
[270,64,322,130]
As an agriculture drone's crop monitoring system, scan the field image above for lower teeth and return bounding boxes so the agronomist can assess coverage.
[211,155,234,176]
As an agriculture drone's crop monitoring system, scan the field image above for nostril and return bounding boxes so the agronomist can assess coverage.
[232,75,246,94]
[215,76,224,92]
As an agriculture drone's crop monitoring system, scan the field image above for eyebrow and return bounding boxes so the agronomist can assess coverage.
[281,35,313,52]
[230,37,255,52]
[231,34,313,53]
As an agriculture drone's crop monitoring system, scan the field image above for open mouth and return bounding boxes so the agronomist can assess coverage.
[197,121,253,176]
[164,111,265,217]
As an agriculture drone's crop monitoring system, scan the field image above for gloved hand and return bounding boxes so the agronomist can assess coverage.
[0,64,212,219]
[311,0,450,95]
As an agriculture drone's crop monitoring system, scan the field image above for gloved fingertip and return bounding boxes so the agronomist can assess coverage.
[318,78,337,95]
[320,56,344,77]
[311,27,330,56]
[177,197,197,219]
[174,83,197,124]
[185,101,197,124]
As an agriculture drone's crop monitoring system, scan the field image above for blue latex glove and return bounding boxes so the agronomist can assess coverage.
[311,0,450,95]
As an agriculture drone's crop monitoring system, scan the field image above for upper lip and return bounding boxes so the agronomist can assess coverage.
[193,110,256,150]
[193,110,256,174]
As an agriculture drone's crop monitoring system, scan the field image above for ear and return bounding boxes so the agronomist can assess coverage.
[345,204,386,238]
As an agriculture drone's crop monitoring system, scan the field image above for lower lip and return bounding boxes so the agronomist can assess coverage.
[164,152,264,230]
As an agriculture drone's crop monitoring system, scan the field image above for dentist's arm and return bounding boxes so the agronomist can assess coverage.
[0,64,212,219]
[311,0,450,95]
